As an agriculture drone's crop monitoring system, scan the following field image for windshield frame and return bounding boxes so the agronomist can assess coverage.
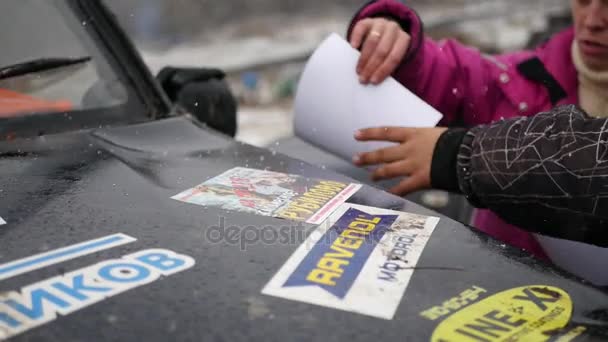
[0,0,172,140]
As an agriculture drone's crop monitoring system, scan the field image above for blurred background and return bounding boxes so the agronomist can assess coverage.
[102,0,571,218]
[103,0,570,145]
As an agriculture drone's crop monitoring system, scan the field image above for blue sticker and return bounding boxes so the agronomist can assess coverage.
[0,249,195,340]
[283,208,398,298]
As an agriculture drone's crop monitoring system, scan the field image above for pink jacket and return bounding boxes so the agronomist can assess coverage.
[349,0,579,257]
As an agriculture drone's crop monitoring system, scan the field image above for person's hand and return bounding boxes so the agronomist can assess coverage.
[353,127,447,195]
[350,18,411,85]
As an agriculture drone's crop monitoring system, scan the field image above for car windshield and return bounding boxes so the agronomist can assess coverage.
[0,0,131,119]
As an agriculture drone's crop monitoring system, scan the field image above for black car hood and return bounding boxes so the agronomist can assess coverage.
[0,116,606,341]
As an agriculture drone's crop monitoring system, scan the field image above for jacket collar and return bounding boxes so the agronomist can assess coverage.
[535,27,579,105]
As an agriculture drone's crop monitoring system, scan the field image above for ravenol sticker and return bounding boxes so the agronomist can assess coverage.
[262,203,439,320]
[0,249,195,340]
[283,207,398,298]
[431,285,578,342]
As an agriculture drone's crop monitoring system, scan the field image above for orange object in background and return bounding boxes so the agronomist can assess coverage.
[0,88,72,118]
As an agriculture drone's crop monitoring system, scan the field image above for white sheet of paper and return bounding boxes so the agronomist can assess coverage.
[535,235,608,286]
[294,33,443,161]
[0,216,6,225]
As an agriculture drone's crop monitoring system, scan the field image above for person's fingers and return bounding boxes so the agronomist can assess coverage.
[353,145,405,166]
[356,20,385,78]
[355,127,413,142]
[370,32,410,84]
[350,19,373,49]
[371,160,411,181]
[360,24,398,83]
[389,176,424,196]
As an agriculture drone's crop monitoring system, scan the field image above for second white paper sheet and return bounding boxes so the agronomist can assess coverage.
[294,33,443,161]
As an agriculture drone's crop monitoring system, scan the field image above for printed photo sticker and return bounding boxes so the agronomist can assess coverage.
[172,167,361,224]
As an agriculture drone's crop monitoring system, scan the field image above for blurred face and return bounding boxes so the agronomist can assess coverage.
[572,0,608,70]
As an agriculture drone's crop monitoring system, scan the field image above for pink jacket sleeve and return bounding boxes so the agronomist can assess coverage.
[347,0,509,125]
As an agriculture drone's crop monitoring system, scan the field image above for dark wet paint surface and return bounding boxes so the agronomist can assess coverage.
[1,116,607,341]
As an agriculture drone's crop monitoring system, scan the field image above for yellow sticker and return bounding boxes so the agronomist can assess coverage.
[432,285,573,342]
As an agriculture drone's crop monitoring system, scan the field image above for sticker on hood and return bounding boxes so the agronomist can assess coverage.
[172,167,361,224]
[0,248,195,340]
[0,234,136,281]
[431,285,578,342]
[262,203,439,320]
